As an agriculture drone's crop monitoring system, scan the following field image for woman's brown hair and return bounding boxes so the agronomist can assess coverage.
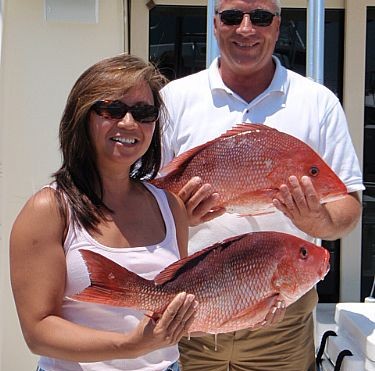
[53,53,168,232]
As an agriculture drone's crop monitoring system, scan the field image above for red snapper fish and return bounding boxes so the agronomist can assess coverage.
[152,124,347,215]
[73,231,330,334]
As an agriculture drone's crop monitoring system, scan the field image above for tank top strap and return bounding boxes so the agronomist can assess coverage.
[142,182,177,249]
[42,183,76,254]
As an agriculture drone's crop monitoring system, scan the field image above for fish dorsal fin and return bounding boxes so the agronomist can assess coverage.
[222,123,269,137]
[160,123,269,176]
[154,233,248,285]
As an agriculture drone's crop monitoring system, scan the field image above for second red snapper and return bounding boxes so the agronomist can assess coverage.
[72,231,330,334]
[152,124,347,215]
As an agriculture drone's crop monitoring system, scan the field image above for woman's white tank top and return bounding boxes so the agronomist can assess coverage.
[38,182,180,371]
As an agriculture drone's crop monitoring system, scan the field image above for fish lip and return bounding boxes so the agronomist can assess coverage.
[319,251,331,279]
[320,263,330,280]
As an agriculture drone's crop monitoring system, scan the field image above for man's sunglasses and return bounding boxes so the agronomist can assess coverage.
[91,100,159,123]
[217,9,280,27]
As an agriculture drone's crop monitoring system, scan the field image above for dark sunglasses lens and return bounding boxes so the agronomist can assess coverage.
[93,101,127,119]
[106,101,128,119]
[251,10,274,26]
[92,101,158,123]
[220,10,244,25]
[219,9,276,27]
[131,105,159,123]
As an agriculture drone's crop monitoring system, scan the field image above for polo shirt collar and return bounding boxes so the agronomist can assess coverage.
[208,56,289,100]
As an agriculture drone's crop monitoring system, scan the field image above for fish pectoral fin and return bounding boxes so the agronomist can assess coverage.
[221,295,279,325]
[236,210,275,217]
[225,189,278,216]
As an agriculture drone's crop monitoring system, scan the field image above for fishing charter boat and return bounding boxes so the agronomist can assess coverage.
[315,278,375,371]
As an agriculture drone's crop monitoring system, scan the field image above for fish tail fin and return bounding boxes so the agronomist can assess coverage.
[71,249,149,308]
[150,174,182,194]
[144,312,163,324]
[150,176,166,188]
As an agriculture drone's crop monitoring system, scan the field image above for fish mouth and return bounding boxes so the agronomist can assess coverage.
[319,250,331,280]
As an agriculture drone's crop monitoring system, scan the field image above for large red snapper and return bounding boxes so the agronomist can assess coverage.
[152,124,347,215]
[73,231,330,334]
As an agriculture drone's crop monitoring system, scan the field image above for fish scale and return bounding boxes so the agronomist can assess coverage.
[73,231,330,334]
[151,124,347,215]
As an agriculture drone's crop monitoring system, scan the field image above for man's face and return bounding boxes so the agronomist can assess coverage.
[214,0,280,76]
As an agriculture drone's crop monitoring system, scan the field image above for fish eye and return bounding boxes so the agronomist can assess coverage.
[309,166,319,177]
[300,247,308,259]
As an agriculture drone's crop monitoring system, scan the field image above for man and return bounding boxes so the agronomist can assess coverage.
[161,0,364,370]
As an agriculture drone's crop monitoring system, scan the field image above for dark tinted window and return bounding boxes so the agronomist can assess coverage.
[149,6,206,80]
[275,9,344,101]
[362,6,375,301]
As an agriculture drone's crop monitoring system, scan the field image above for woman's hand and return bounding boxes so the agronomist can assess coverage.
[177,177,225,226]
[131,292,198,355]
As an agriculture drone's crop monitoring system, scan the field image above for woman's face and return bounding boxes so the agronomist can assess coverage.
[89,80,156,174]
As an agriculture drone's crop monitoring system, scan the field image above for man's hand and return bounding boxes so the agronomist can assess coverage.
[251,300,286,330]
[273,175,361,240]
[177,177,226,226]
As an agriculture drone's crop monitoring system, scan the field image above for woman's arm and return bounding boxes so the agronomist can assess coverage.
[10,188,196,362]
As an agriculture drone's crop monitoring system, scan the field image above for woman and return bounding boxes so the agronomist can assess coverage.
[10,53,197,371]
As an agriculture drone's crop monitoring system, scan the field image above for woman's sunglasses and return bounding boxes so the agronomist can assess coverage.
[91,100,159,124]
[217,9,280,27]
